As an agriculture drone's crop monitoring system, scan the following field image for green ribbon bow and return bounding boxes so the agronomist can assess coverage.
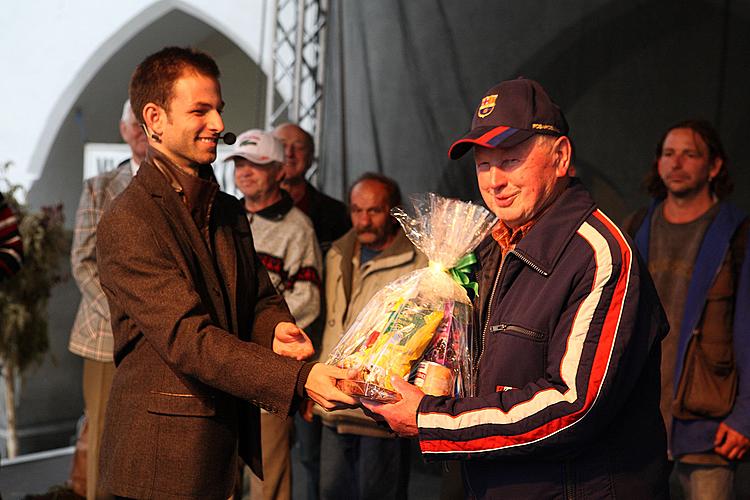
[449,252,479,296]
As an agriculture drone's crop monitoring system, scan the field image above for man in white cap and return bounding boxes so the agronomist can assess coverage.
[228,129,323,500]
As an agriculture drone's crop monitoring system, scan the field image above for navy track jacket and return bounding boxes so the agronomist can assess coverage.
[417,180,670,499]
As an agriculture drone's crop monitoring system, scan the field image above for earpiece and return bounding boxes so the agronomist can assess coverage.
[141,123,161,143]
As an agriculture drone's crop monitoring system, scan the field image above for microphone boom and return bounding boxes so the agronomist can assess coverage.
[220,132,237,145]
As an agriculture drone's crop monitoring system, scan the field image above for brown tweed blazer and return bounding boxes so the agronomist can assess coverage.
[96,158,304,500]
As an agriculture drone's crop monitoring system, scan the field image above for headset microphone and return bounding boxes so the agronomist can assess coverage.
[141,124,161,143]
[220,132,237,145]
[141,124,235,145]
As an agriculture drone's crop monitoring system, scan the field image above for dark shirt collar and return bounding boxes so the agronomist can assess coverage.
[248,189,295,221]
[295,181,313,215]
[359,245,381,266]
[147,146,218,233]
[513,178,595,274]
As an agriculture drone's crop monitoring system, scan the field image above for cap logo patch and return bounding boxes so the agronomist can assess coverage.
[532,123,560,133]
[477,94,498,118]
[240,140,258,147]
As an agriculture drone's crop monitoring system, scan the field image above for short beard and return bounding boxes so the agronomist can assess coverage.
[666,180,709,200]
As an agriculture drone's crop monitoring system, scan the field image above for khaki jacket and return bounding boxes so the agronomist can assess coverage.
[317,227,427,436]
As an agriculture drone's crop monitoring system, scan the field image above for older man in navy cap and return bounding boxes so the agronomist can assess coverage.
[365,78,670,499]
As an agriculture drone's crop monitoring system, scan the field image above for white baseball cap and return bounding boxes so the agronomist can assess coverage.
[225,129,284,165]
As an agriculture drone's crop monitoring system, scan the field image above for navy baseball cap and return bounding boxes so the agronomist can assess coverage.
[448,78,569,160]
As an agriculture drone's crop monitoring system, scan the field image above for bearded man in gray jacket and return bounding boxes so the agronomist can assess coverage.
[316,172,427,500]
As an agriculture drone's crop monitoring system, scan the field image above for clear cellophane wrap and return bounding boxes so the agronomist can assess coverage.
[327,193,496,402]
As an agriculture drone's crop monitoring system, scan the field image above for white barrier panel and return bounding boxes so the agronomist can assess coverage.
[83,143,240,196]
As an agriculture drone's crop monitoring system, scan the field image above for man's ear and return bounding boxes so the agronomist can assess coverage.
[274,164,286,183]
[118,120,128,143]
[552,136,572,178]
[143,102,165,138]
[709,156,723,182]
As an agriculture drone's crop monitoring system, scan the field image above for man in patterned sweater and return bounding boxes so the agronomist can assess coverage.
[228,129,322,500]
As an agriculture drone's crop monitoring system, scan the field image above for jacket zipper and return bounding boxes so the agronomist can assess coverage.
[564,460,576,500]
[474,250,545,393]
[489,323,545,340]
[475,255,504,393]
[509,249,549,276]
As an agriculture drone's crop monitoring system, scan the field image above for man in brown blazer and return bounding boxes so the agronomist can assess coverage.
[96,46,355,500]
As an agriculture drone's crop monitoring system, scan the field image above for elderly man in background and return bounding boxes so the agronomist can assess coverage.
[227,129,322,500]
[273,123,350,254]
[68,99,146,500]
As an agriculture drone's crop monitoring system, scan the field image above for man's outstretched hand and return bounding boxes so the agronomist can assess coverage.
[273,321,314,360]
[305,364,358,410]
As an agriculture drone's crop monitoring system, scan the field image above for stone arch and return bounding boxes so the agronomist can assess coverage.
[26,0,265,179]
[10,2,271,456]
[26,2,271,227]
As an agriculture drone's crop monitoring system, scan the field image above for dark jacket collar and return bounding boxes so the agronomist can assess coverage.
[477,178,596,276]
[634,198,744,262]
[249,190,295,221]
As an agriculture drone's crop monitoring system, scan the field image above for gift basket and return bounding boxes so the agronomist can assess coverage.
[327,193,496,402]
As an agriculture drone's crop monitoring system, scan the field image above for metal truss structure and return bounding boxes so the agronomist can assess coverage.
[266,0,328,154]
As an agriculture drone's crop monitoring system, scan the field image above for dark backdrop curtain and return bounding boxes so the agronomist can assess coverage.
[317,0,750,222]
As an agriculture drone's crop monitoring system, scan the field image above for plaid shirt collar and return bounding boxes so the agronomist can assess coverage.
[492,219,537,254]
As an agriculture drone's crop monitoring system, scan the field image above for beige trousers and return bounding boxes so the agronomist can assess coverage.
[246,411,294,500]
[82,358,116,500]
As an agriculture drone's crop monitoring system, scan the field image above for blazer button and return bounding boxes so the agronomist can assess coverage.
[328,320,335,326]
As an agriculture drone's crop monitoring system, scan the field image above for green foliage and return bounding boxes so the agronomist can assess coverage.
[0,163,69,373]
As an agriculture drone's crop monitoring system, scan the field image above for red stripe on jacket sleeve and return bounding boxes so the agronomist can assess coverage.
[420,212,633,454]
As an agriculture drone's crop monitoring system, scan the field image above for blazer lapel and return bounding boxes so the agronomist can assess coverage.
[213,197,240,334]
[138,163,226,319]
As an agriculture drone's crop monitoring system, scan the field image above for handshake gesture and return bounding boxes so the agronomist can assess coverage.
[273,322,358,410]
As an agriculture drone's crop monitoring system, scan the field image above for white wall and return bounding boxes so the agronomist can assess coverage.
[1,0,274,191]
[0,0,282,456]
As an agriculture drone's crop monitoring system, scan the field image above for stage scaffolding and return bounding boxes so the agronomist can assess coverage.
[266,0,328,160]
